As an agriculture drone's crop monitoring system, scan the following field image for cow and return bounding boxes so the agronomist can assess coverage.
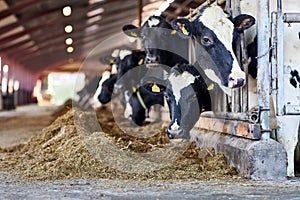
[171,5,256,94]
[96,73,118,105]
[128,80,166,126]
[120,16,190,125]
[122,15,189,68]
[113,49,146,90]
[92,57,119,108]
[164,64,211,139]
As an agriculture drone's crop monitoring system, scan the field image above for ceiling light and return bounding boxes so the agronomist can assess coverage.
[3,64,8,73]
[87,7,104,17]
[62,6,72,16]
[64,25,73,33]
[14,80,19,91]
[67,46,74,53]
[65,38,73,45]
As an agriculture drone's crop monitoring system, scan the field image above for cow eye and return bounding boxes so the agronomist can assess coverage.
[201,36,213,46]
[164,93,171,101]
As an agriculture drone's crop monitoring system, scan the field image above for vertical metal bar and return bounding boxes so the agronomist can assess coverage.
[241,33,249,113]
[271,12,278,94]
[0,56,2,110]
[225,0,231,14]
[276,0,285,116]
[257,0,270,139]
[231,0,241,113]
[137,0,143,49]
[138,0,143,28]
[223,0,230,113]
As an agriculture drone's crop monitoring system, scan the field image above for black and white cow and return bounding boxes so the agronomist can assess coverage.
[164,64,211,139]
[114,49,146,90]
[122,15,188,68]
[120,16,190,125]
[96,73,118,105]
[171,5,256,94]
[93,54,119,108]
[129,81,166,126]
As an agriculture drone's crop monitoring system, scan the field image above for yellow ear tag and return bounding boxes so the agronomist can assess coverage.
[132,86,137,93]
[110,59,115,64]
[138,58,144,65]
[170,30,177,35]
[152,83,160,93]
[207,83,215,91]
[130,31,138,37]
[181,24,189,36]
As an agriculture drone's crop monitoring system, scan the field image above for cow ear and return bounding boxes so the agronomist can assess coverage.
[232,14,255,32]
[171,18,192,38]
[122,24,141,38]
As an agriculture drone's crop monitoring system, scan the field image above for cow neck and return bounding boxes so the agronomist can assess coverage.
[136,89,147,111]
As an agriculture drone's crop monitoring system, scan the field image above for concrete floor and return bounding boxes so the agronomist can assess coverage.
[1,173,300,200]
[1,104,300,199]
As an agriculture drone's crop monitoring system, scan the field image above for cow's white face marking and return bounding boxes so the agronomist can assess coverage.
[124,90,132,118]
[148,17,160,27]
[199,6,242,77]
[204,69,231,95]
[119,49,132,60]
[111,64,118,74]
[111,49,120,58]
[93,71,111,106]
[168,71,196,105]
[170,119,180,131]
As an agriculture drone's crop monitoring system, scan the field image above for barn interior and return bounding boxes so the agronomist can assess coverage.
[0,0,213,106]
[0,0,300,194]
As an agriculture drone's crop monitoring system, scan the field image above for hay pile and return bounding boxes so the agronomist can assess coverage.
[0,104,241,181]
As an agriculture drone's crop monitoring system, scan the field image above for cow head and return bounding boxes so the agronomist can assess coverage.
[165,64,211,139]
[122,16,188,67]
[129,81,166,127]
[97,74,117,104]
[114,49,146,90]
[171,6,255,92]
[93,71,113,107]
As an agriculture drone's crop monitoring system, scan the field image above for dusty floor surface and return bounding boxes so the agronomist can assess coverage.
[0,103,300,199]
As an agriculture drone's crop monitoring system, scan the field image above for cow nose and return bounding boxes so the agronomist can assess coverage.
[167,128,182,139]
[228,72,245,88]
[146,55,159,63]
[113,84,122,93]
[229,77,245,88]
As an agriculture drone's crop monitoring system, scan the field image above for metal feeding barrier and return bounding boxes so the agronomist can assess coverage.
[188,0,300,147]
[270,0,300,177]
[186,0,265,140]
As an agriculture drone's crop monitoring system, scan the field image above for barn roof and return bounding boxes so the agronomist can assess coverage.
[0,0,210,75]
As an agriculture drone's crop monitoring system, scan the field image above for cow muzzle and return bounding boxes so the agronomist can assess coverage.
[146,55,159,63]
[167,128,190,139]
[113,84,123,93]
[228,72,245,88]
